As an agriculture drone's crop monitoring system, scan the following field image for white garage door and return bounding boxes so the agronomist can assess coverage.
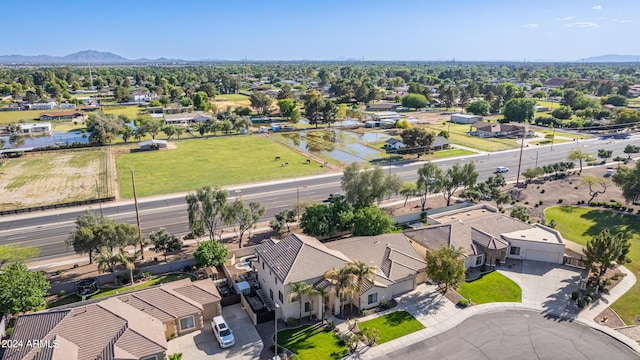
[393,277,415,295]
[525,249,560,263]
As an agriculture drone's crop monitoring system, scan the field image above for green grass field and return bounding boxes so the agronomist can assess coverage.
[545,206,640,324]
[536,100,562,110]
[277,325,348,359]
[536,129,590,140]
[103,106,146,119]
[458,271,522,304]
[358,311,425,344]
[215,93,250,102]
[116,135,330,198]
[0,110,41,124]
[424,123,518,152]
[426,148,476,159]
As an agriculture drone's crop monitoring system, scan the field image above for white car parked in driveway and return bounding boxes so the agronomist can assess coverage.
[495,166,509,173]
[212,316,235,348]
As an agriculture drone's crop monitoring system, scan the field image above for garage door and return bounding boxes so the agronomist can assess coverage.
[393,277,415,295]
[525,249,560,263]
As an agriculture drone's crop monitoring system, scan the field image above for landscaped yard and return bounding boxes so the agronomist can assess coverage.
[458,271,522,304]
[116,135,330,198]
[545,206,640,324]
[357,310,425,344]
[276,325,348,360]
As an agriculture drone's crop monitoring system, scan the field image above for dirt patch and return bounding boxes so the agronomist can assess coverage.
[0,149,108,210]
[595,307,626,328]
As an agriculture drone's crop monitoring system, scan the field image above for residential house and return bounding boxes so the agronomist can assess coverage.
[139,139,168,150]
[39,110,86,122]
[384,138,406,150]
[366,103,401,112]
[370,111,401,122]
[450,113,482,124]
[254,233,426,320]
[131,89,159,103]
[164,113,193,126]
[28,102,57,110]
[14,122,53,135]
[543,78,568,88]
[59,103,77,109]
[470,121,532,138]
[1,297,168,360]
[404,205,566,268]
[431,135,450,150]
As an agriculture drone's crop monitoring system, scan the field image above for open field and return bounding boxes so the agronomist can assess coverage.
[423,123,519,152]
[0,148,108,210]
[545,206,640,324]
[116,135,331,198]
[0,110,41,125]
[102,106,146,119]
[212,93,251,111]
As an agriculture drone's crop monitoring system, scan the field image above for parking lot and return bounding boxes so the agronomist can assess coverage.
[167,303,263,360]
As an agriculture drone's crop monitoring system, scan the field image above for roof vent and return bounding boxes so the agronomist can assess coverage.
[467,213,471,216]
[521,234,526,238]
[543,238,548,241]
[450,216,456,220]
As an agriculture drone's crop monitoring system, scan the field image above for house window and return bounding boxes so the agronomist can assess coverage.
[179,315,195,331]
[368,293,378,305]
[141,356,158,360]
[275,277,278,285]
[475,255,484,266]
[263,262,265,270]
[510,247,521,256]
[304,302,310,313]
[270,289,273,300]
[279,291,284,303]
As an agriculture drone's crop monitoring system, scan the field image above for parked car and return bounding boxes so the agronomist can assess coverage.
[212,316,235,348]
[495,166,509,173]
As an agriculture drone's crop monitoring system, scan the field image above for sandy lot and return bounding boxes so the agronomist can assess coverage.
[0,149,108,210]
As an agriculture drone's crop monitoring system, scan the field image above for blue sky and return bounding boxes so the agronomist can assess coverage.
[4,0,638,61]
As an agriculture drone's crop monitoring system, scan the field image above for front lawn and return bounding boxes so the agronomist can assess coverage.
[545,206,640,324]
[116,135,330,198]
[357,311,425,344]
[276,325,348,360]
[458,271,522,304]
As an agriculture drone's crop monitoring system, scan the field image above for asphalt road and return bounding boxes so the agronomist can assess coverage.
[377,310,640,360]
[1,133,638,261]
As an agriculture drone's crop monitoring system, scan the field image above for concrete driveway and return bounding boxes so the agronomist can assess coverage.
[168,304,263,360]
[499,260,587,317]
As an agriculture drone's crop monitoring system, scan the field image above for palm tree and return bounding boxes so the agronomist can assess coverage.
[567,148,595,174]
[324,266,355,316]
[347,261,378,309]
[118,248,139,285]
[95,247,122,285]
[289,281,312,319]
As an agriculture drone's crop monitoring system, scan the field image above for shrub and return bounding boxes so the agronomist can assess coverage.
[183,265,193,273]
[286,317,298,327]
[55,270,63,275]
[480,264,487,272]
[73,264,79,269]
[548,219,557,228]
[458,299,470,307]
[534,203,539,208]
[587,291,595,299]
[606,279,613,285]
[558,199,563,204]
[627,208,634,213]
[612,274,619,280]
[584,296,592,304]
[571,291,579,300]
[538,200,544,205]
[420,212,427,220]
[524,201,529,205]
[598,284,606,293]
[325,320,336,332]
[577,299,586,308]
[380,300,390,309]
[58,290,67,297]
[540,189,546,194]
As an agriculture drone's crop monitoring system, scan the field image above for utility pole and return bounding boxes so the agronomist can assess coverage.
[131,170,144,259]
[516,127,525,186]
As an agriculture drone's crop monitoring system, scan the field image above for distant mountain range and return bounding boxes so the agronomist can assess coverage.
[0,50,185,64]
[581,54,640,63]
[2,50,640,63]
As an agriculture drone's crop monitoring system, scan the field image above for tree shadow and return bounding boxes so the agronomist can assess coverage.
[579,209,640,240]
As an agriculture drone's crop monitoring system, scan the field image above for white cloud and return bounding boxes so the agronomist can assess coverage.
[559,16,574,21]
[524,23,539,28]
[565,22,600,27]
[620,20,633,23]
[592,5,602,10]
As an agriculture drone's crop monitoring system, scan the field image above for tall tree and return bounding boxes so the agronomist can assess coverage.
[303,94,324,128]
[502,98,537,123]
[612,162,640,204]
[347,261,377,309]
[249,91,272,115]
[466,99,490,116]
[401,93,427,110]
[0,262,49,316]
[399,182,418,207]
[597,148,613,163]
[341,163,400,208]
[324,266,355,316]
[149,228,183,262]
[192,91,210,111]
[425,246,466,292]
[224,199,265,248]
[623,144,640,160]
[417,162,444,211]
[581,176,611,205]
[584,229,631,279]
[277,98,301,122]
[67,212,112,264]
[289,281,313,319]
[400,128,435,157]
[87,112,123,144]
[186,187,229,241]
[95,247,124,285]
[352,206,395,236]
[567,148,595,174]
[440,163,478,206]
[321,100,337,127]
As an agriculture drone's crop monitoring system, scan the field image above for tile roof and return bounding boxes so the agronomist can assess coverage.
[162,278,221,306]
[257,234,351,283]
[2,298,168,360]
[118,286,202,321]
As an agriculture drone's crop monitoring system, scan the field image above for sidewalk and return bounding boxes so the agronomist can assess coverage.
[345,266,640,359]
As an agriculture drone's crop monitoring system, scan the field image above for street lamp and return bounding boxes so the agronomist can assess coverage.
[274,303,280,360]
